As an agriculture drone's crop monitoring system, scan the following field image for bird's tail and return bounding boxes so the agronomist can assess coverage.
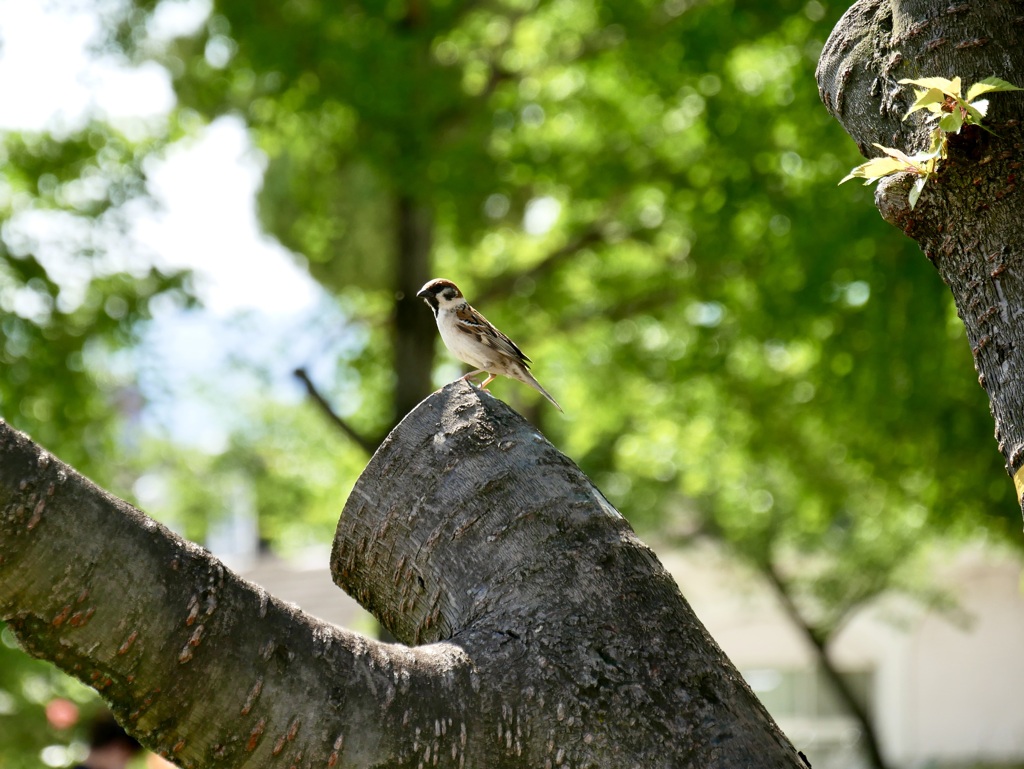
[523,371,563,412]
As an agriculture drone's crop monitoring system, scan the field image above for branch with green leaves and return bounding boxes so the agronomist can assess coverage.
[840,76,1022,209]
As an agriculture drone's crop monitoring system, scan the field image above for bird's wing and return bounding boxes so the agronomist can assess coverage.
[454,303,532,365]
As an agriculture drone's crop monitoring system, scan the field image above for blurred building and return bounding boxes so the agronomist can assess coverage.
[664,544,1024,769]
[227,533,1024,769]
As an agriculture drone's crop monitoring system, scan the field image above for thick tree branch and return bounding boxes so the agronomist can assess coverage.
[0,419,473,767]
[1,383,809,766]
[331,380,807,767]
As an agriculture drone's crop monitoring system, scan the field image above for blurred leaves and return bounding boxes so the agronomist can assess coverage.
[0,624,103,769]
[0,119,192,487]
[108,0,1017,630]
[45,0,1024,642]
[2,0,1022,761]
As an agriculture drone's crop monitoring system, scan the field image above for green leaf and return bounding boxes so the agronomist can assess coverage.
[927,128,947,157]
[938,111,964,133]
[899,76,962,98]
[872,144,913,164]
[903,87,945,119]
[874,143,935,170]
[966,76,1023,101]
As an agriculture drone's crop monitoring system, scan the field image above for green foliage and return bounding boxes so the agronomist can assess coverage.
[3,1,1024,761]
[131,397,368,553]
[839,143,937,209]
[842,75,1022,208]
[0,625,107,769]
[83,0,1024,632]
[0,121,192,487]
[902,75,1021,128]
[121,0,1019,620]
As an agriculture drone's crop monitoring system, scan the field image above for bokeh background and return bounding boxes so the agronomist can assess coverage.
[1,0,1021,766]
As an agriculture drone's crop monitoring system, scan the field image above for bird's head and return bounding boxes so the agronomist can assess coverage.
[416,279,464,313]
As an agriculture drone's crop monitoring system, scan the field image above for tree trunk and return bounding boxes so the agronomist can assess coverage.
[393,193,436,422]
[816,0,1024,515]
[332,380,806,767]
[0,384,808,767]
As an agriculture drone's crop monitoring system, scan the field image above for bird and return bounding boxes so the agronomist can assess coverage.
[416,278,562,412]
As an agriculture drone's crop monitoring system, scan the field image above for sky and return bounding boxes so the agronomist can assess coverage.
[0,0,330,450]
[0,0,320,315]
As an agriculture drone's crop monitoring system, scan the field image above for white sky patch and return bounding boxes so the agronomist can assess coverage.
[147,0,211,41]
[0,1,175,130]
[136,117,322,316]
[523,195,561,236]
[0,0,332,459]
[0,1,320,317]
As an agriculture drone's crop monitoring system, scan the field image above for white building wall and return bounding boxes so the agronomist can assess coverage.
[664,544,1024,769]
[897,552,1024,765]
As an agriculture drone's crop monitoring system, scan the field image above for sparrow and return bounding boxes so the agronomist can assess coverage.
[416,278,563,412]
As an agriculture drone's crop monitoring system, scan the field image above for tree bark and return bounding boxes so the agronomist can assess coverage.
[816,0,1024,515]
[0,419,475,768]
[1,385,808,767]
[332,380,806,767]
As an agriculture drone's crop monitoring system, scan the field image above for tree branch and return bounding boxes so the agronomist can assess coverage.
[331,380,807,767]
[0,419,473,767]
[761,561,889,769]
[1,386,809,766]
[293,367,380,455]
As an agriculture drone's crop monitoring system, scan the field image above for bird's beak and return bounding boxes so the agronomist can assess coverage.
[416,288,429,298]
